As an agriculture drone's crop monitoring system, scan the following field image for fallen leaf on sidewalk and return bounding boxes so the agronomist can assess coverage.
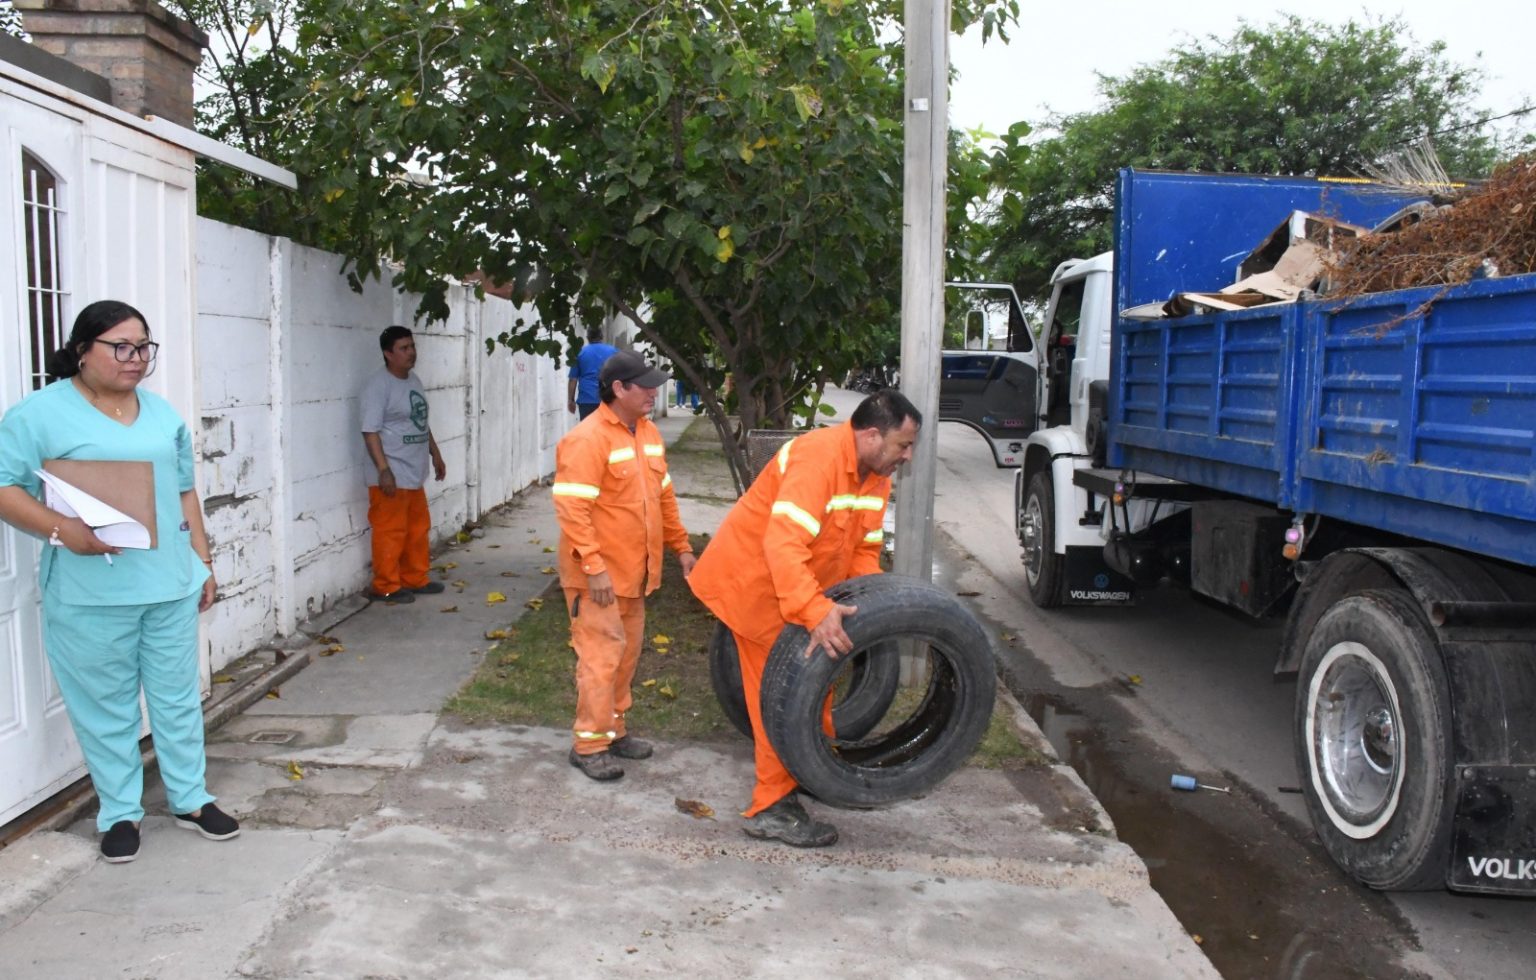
[432,562,458,572]
[641,678,657,687]
[956,590,981,597]
[674,798,716,821]
[487,591,508,604]
[500,571,520,577]
[651,634,671,646]
[525,597,544,611]
[451,579,468,588]
[542,546,555,553]
[319,643,344,657]
[455,531,472,543]
[485,628,511,640]
[212,674,236,684]
[286,761,305,781]
[539,566,556,575]
[265,688,281,699]
[314,634,340,644]
[440,605,458,613]
[659,684,676,699]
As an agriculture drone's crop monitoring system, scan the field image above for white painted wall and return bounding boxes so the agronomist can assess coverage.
[194,219,568,670]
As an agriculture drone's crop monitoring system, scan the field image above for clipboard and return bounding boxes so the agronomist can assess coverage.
[41,459,158,548]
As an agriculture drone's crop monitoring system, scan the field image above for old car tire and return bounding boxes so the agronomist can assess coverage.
[759,574,996,808]
[709,620,899,741]
[1022,470,1066,608]
[1295,589,1455,891]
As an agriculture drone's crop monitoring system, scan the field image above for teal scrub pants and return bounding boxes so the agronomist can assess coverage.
[41,589,214,831]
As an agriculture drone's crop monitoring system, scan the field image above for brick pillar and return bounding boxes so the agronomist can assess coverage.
[15,0,207,127]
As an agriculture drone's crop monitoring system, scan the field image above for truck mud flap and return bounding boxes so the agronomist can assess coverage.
[1448,764,1536,895]
[1063,546,1136,605]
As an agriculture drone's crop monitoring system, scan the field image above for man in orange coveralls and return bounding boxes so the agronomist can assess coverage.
[553,350,696,781]
[688,390,921,846]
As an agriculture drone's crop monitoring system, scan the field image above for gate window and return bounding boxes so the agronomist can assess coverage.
[21,150,66,391]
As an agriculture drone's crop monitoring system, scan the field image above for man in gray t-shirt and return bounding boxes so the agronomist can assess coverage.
[360,326,446,603]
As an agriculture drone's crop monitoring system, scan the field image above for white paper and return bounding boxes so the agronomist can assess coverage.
[34,469,152,549]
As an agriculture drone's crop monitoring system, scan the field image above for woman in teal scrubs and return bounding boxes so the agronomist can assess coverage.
[0,300,240,863]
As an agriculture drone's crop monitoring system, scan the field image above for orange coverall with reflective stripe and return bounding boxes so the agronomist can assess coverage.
[687,422,889,814]
[552,403,691,754]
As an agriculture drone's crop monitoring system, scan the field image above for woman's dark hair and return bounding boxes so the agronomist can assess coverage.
[46,300,150,380]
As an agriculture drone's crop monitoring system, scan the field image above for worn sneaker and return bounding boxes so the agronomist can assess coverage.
[368,590,415,604]
[608,735,653,760]
[409,581,446,595]
[568,748,624,781]
[100,821,140,863]
[173,803,241,841]
[743,794,838,848]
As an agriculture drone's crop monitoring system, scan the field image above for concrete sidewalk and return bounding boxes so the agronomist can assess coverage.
[0,404,1216,979]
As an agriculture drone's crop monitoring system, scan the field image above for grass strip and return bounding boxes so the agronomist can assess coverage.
[446,541,1042,767]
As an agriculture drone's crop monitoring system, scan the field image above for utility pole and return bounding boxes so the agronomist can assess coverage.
[894,0,948,681]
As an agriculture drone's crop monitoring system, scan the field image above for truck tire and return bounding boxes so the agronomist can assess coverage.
[758,574,996,808]
[1022,470,1066,608]
[708,621,899,741]
[1295,589,1455,890]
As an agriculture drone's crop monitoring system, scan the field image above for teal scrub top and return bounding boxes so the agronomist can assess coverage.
[0,379,209,605]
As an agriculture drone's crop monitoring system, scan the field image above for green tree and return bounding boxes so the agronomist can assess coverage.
[982,15,1516,298]
[292,0,1013,490]
[163,0,343,244]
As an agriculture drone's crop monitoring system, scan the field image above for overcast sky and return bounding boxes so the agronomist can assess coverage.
[949,2,1534,138]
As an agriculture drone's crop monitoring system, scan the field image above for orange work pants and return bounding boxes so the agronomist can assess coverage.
[566,590,646,755]
[734,630,834,817]
[368,486,431,595]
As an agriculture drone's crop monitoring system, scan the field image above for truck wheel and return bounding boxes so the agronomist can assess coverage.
[1295,589,1455,890]
[1022,471,1066,607]
[709,621,900,740]
[759,575,996,808]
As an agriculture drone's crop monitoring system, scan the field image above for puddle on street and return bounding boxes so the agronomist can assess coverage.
[1021,690,1428,980]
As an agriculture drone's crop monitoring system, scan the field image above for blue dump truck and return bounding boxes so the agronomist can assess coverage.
[1016,169,1536,895]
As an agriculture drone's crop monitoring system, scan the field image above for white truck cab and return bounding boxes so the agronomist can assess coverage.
[1013,252,1144,605]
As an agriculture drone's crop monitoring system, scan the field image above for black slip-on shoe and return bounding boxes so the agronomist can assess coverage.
[101,821,140,863]
[173,803,241,841]
[743,795,838,848]
[368,590,415,604]
[568,748,624,781]
[608,735,653,760]
[408,581,446,594]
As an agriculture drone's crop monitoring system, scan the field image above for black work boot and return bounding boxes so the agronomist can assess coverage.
[608,735,653,760]
[568,748,624,781]
[743,793,838,848]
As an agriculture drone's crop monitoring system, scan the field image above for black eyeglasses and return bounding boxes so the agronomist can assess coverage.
[93,340,160,362]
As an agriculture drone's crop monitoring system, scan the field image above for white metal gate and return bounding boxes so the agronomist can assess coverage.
[0,94,88,826]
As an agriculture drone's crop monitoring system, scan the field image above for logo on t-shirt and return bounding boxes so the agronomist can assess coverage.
[409,390,429,431]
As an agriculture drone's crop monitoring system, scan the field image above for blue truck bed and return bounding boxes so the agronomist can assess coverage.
[1107,169,1536,568]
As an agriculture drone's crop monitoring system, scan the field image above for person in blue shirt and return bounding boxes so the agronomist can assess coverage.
[567,325,619,420]
[0,300,239,864]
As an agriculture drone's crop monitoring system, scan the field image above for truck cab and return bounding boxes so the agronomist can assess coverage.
[1013,252,1137,605]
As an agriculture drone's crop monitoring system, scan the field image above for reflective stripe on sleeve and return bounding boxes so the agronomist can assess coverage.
[771,500,822,538]
[863,529,884,544]
[661,473,672,489]
[776,440,793,474]
[826,494,885,513]
[608,447,637,464]
[643,444,665,457]
[552,482,601,499]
